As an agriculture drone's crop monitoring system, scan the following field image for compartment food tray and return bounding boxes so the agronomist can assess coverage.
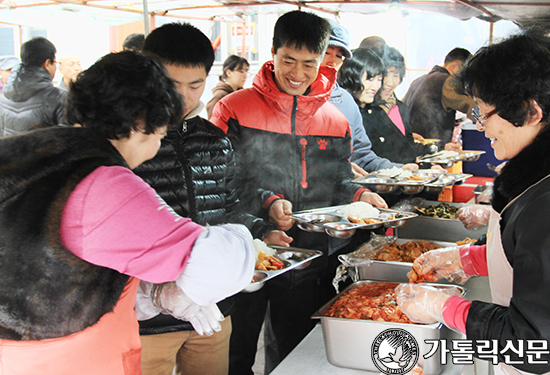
[311,280,465,374]
[420,150,485,167]
[291,205,417,237]
[244,245,323,292]
[354,171,473,194]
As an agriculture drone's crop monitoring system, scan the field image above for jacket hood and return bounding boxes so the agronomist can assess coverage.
[252,61,337,119]
[493,126,550,213]
[3,64,54,103]
[212,81,234,96]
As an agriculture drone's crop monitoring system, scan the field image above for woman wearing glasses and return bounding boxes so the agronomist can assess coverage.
[206,55,249,119]
[396,29,550,375]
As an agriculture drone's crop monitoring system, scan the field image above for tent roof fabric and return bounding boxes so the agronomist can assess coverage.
[0,0,549,28]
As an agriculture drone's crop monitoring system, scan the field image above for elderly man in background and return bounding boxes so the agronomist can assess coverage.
[0,37,68,135]
[57,54,82,91]
[404,47,477,147]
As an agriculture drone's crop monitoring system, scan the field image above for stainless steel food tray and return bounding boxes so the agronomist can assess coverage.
[354,170,473,195]
[311,280,466,374]
[420,150,485,167]
[243,245,323,292]
[291,205,418,238]
[351,238,457,282]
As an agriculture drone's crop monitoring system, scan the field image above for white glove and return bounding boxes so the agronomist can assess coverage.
[156,282,224,336]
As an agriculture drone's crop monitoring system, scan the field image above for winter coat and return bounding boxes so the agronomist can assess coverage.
[206,81,234,119]
[329,82,399,172]
[466,126,550,373]
[360,100,419,164]
[211,61,367,218]
[134,111,274,334]
[0,127,129,340]
[0,64,68,136]
[405,65,476,145]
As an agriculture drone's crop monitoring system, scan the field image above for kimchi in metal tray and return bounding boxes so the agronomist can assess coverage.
[291,205,417,238]
[243,245,323,292]
[311,280,466,374]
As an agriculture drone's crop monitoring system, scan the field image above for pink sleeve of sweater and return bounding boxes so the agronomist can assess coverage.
[461,244,489,277]
[441,244,488,333]
[60,166,204,283]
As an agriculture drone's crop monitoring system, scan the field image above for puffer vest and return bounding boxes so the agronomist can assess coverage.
[0,127,129,340]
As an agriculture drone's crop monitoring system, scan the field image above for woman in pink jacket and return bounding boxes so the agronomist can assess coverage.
[0,51,254,375]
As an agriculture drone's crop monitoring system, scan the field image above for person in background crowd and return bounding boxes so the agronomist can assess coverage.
[206,55,249,119]
[358,45,423,164]
[0,37,68,135]
[133,22,291,375]
[211,11,387,374]
[123,33,145,52]
[0,55,19,96]
[405,47,477,147]
[57,54,82,91]
[0,50,254,375]
[358,35,386,55]
[322,19,417,178]
[337,46,419,171]
[396,29,550,375]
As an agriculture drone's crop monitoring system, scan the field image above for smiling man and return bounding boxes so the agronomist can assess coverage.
[210,10,387,374]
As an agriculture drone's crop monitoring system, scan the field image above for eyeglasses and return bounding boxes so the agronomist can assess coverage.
[235,70,249,75]
[471,107,498,125]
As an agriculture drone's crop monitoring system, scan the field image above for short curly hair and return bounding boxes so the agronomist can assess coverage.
[66,51,182,140]
[460,29,550,127]
[338,48,385,105]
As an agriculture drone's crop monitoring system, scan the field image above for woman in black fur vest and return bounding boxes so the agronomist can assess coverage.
[0,51,255,374]
[396,29,550,375]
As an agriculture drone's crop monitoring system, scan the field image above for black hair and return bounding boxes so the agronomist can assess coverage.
[444,47,471,65]
[143,22,215,73]
[272,11,330,56]
[123,33,145,52]
[221,55,249,81]
[338,48,385,105]
[380,45,406,82]
[20,37,56,67]
[460,29,550,127]
[66,51,183,140]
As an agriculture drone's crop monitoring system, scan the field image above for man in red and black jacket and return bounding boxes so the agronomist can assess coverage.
[210,10,387,374]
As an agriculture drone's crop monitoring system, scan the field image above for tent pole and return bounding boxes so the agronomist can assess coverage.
[143,0,150,35]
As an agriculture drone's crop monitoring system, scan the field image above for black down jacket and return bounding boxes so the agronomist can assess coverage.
[134,114,274,334]
[0,64,67,136]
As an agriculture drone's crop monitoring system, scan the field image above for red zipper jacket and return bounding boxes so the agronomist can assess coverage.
[210,61,367,217]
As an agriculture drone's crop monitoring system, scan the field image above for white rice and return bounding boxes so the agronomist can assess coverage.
[375,167,412,179]
[253,239,276,258]
[336,201,380,218]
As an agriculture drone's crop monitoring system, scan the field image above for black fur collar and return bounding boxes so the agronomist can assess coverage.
[492,126,550,213]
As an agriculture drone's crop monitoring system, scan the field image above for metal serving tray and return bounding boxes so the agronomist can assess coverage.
[243,245,323,292]
[311,280,465,374]
[354,171,473,195]
[353,238,457,282]
[420,150,485,168]
[291,205,417,238]
[396,200,488,242]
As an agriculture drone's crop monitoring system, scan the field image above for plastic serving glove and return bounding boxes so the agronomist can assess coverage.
[156,282,224,336]
[457,205,491,229]
[410,246,469,284]
[395,283,463,325]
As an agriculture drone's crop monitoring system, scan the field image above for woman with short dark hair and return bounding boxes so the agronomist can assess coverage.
[206,55,249,119]
[397,29,550,375]
[0,51,254,374]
